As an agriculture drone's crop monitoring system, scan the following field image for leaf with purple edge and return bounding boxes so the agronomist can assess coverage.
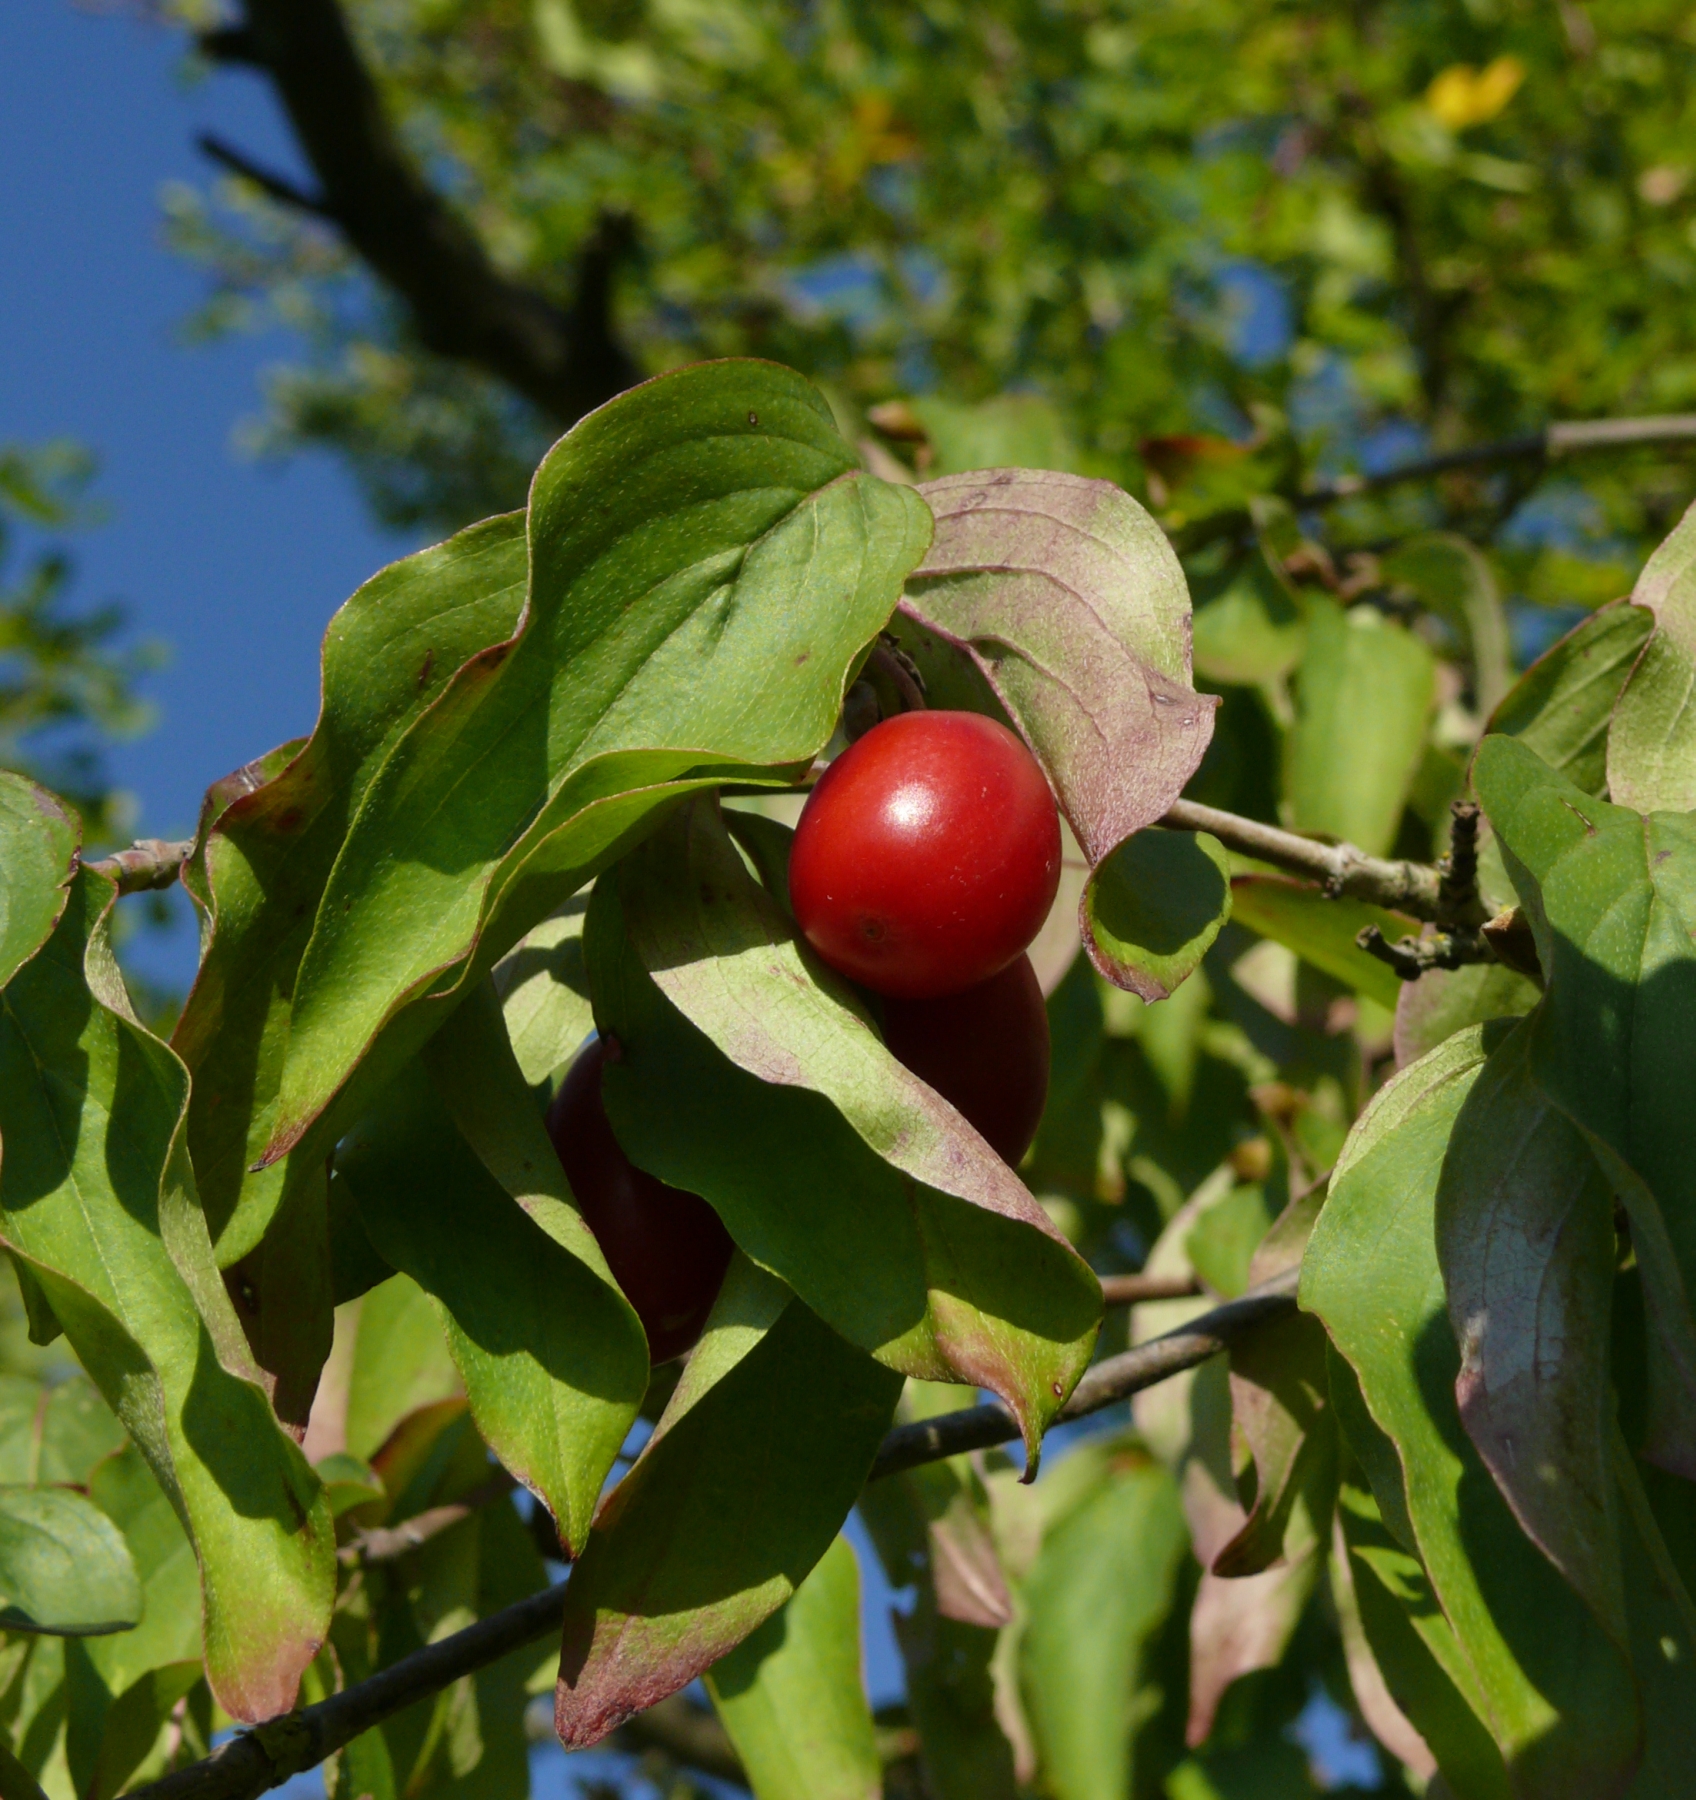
[900,469,1217,991]
[0,868,335,1723]
[587,797,1100,1463]
[554,1256,901,1749]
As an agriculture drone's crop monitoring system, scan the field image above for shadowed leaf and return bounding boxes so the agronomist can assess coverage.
[1083,829,1230,999]
[705,1535,881,1800]
[554,1257,901,1747]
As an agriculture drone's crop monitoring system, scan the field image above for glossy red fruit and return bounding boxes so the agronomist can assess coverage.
[881,954,1051,1166]
[790,710,1062,999]
[545,1038,733,1364]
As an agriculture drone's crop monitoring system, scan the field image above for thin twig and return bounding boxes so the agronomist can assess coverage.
[85,839,194,896]
[130,1273,1298,1800]
[1301,415,1696,507]
[868,639,927,712]
[337,1472,516,1566]
[1158,798,1442,920]
[1356,923,1494,982]
[1097,1272,1202,1306]
[198,133,332,216]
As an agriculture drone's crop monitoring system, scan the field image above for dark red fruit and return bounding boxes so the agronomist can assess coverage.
[545,1038,733,1364]
[790,710,1062,999]
[881,954,1051,1166]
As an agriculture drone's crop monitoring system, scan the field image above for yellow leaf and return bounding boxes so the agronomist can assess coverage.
[1425,55,1525,130]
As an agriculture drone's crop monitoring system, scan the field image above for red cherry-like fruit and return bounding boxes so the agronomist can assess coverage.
[545,1038,733,1364]
[790,710,1062,999]
[881,953,1051,1165]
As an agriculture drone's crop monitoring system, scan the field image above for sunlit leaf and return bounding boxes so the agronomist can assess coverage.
[1607,496,1696,812]
[0,1489,138,1638]
[271,362,930,1160]
[0,869,335,1720]
[1082,829,1230,999]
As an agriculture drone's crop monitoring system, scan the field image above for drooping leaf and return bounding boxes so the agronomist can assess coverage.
[1391,960,1540,1068]
[1226,874,1411,1011]
[338,982,646,1555]
[554,1257,902,1747]
[1285,598,1434,857]
[589,798,1099,1456]
[271,362,931,1160]
[0,1489,138,1638]
[705,1534,882,1800]
[900,469,1217,982]
[1019,1442,1187,1800]
[1302,1024,1641,1793]
[1082,829,1230,999]
[1381,532,1511,717]
[1485,598,1653,797]
[1433,1020,1624,1641]
[0,775,77,990]
[171,513,530,1262]
[1607,496,1696,811]
[1473,733,1696,1475]
[0,868,335,1720]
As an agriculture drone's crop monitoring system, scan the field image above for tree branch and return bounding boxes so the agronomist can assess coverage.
[1158,798,1444,920]
[130,1273,1297,1800]
[85,839,194,895]
[198,0,638,424]
[1098,1272,1202,1306]
[197,133,330,217]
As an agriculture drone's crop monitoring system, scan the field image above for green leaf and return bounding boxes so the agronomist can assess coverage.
[1434,1021,1624,1641]
[1019,1444,1187,1800]
[1082,830,1229,999]
[910,394,1084,477]
[171,512,529,1262]
[1334,1478,1508,1798]
[0,868,336,1720]
[1225,873,1411,1011]
[554,1256,901,1748]
[1391,960,1540,1068]
[0,775,77,991]
[1302,1024,1642,1793]
[0,1490,138,1638]
[84,1446,201,1692]
[1607,497,1696,812]
[342,1274,463,1463]
[705,1534,882,1800]
[903,471,1215,872]
[1285,598,1434,856]
[589,799,1100,1456]
[0,1378,122,1491]
[1381,532,1511,716]
[271,362,930,1160]
[491,897,592,1087]
[1189,545,1306,688]
[1473,733,1696,1475]
[338,983,646,1555]
[1484,598,1653,797]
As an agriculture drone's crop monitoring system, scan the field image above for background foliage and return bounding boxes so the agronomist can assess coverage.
[4,0,1696,1794]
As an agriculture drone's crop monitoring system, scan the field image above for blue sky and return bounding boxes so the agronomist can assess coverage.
[1,1,407,989]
